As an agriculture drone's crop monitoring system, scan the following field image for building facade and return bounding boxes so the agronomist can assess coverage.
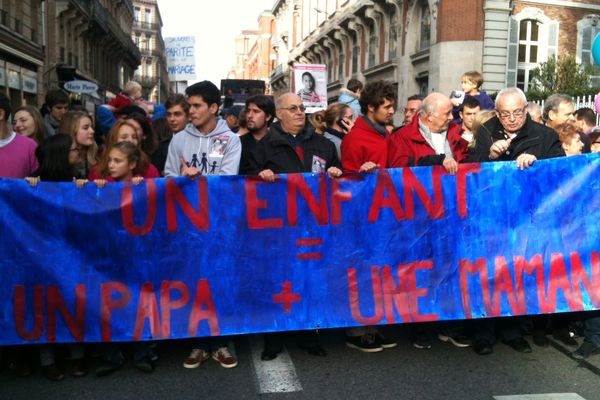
[44,0,141,109]
[230,12,277,92]
[0,0,44,107]
[132,0,168,104]
[238,0,600,114]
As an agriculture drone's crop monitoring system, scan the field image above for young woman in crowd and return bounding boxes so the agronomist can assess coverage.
[59,110,98,179]
[88,119,159,181]
[90,141,155,376]
[13,105,47,144]
[310,103,355,158]
[24,133,88,380]
[122,112,158,159]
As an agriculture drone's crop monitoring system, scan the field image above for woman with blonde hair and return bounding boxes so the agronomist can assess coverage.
[59,110,98,178]
[13,105,47,143]
[311,103,354,158]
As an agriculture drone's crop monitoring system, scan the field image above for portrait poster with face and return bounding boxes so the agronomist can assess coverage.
[293,64,328,113]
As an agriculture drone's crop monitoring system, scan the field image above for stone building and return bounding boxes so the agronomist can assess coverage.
[246,0,600,112]
[230,12,276,92]
[0,0,44,107]
[43,0,141,109]
[132,0,168,104]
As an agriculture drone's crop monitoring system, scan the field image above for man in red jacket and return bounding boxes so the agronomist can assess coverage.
[341,80,396,173]
[388,92,468,173]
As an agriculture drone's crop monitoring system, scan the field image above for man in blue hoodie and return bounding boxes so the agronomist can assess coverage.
[164,81,241,178]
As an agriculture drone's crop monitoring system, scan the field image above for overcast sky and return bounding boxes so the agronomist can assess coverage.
[157,0,275,86]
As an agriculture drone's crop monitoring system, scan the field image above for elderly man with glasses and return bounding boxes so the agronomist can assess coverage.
[247,92,341,181]
[471,87,564,169]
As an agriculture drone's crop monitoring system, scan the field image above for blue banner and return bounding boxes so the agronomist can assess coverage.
[1,154,600,345]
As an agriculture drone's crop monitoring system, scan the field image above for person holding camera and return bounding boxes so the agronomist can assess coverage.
[310,103,355,158]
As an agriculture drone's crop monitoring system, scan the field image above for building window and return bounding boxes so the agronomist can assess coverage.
[338,48,344,79]
[144,8,151,23]
[577,16,600,87]
[388,19,398,60]
[352,35,359,74]
[506,9,558,90]
[419,2,431,51]
[146,60,153,78]
[368,23,378,68]
[134,7,140,22]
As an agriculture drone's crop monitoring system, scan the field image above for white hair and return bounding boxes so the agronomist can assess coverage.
[495,87,527,107]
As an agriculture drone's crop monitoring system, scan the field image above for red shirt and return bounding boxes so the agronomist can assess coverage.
[341,116,389,172]
[388,118,468,168]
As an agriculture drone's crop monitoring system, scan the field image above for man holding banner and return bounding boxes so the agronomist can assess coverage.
[470,87,565,354]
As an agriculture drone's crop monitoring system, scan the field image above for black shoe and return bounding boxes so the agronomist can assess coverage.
[71,359,88,377]
[95,360,123,377]
[134,358,154,373]
[438,332,472,348]
[553,328,578,347]
[533,331,549,347]
[412,336,432,350]
[42,364,65,381]
[261,346,281,361]
[473,340,493,355]
[374,333,397,349]
[346,334,384,353]
[573,341,600,360]
[504,337,532,353]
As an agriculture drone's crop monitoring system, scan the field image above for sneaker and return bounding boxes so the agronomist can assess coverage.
[504,337,532,353]
[375,333,397,349]
[183,348,209,369]
[42,364,65,381]
[346,334,384,353]
[553,328,578,347]
[411,332,432,349]
[573,341,600,360]
[438,332,472,348]
[211,347,238,368]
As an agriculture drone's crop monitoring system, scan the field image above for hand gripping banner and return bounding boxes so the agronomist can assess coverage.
[1,155,600,345]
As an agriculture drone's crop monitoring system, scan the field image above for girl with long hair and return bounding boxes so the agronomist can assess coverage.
[59,110,98,179]
[13,105,47,144]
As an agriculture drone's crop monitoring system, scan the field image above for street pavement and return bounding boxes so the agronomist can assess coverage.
[0,326,598,400]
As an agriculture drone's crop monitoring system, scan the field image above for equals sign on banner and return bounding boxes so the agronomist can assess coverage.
[295,238,323,260]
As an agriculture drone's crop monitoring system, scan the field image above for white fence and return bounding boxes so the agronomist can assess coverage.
[534,94,600,125]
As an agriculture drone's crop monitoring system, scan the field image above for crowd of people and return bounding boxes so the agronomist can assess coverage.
[1,72,600,381]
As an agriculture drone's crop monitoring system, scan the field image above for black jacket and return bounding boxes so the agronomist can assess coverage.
[468,115,565,163]
[239,133,263,175]
[247,122,341,175]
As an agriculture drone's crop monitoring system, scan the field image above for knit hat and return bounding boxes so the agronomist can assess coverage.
[0,91,11,120]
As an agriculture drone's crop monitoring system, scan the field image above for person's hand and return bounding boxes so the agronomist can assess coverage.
[180,158,200,179]
[74,179,88,189]
[489,139,511,160]
[442,158,458,174]
[258,169,276,182]
[94,179,107,188]
[132,177,144,185]
[326,166,343,179]
[359,161,379,173]
[25,177,40,187]
[516,153,537,170]
[339,117,354,133]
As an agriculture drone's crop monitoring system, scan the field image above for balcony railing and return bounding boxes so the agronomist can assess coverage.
[134,74,158,87]
[133,20,160,31]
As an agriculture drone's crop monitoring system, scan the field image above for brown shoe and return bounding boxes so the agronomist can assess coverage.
[183,348,209,369]
[211,347,238,368]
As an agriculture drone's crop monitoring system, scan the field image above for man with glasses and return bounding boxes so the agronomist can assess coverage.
[247,93,341,180]
[246,92,341,361]
[402,94,424,127]
[469,87,564,355]
[544,93,590,153]
[471,87,564,168]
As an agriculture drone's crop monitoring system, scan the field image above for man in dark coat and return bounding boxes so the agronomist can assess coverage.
[247,93,342,180]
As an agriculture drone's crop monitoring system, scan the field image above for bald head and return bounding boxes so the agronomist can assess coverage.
[418,92,454,133]
[276,93,306,134]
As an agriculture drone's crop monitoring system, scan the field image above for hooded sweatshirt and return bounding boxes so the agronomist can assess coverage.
[164,118,241,177]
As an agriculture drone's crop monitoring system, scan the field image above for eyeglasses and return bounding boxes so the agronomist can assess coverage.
[279,104,306,113]
[497,107,526,120]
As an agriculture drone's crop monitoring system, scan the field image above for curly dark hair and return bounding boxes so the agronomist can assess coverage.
[358,80,397,115]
